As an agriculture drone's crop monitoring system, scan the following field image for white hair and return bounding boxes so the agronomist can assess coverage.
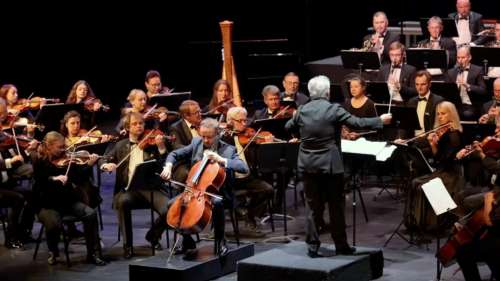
[226,106,247,122]
[307,75,330,99]
[200,118,219,131]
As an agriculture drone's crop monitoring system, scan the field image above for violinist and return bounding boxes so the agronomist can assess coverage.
[31,131,105,265]
[60,110,114,148]
[161,118,249,258]
[116,89,166,134]
[144,70,171,98]
[221,107,274,236]
[252,85,294,121]
[100,112,169,259]
[409,101,465,233]
[66,80,108,129]
[204,79,236,119]
[280,72,309,107]
[0,84,40,136]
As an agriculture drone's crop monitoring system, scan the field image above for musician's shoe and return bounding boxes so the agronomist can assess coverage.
[86,253,107,266]
[145,230,163,251]
[5,239,24,250]
[123,245,133,259]
[47,251,59,265]
[243,222,266,238]
[335,245,356,255]
[307,244,322,258]
[215,240,228,257]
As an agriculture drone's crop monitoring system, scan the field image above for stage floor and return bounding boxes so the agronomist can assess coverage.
[0,173,490,281]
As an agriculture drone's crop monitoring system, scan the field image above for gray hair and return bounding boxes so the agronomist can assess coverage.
[226,106,247,122]
[457,45,471,56]
[307,75,330,99]
[200,118,219,131]
[428,16,443,27]
[373,11,388,22]
[261,85,280,98]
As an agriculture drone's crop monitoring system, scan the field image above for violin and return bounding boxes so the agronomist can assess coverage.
[83,98,110,112]
[138,129,176,150]
[166,154,226,234]
[0,132,34,150]
[66,129,119,148]
[12,97,60,112]
[272,105,295,119]
[51,150,108,168]
[143,105,180,122]
[461,135,500,159]
[236,127,282,146]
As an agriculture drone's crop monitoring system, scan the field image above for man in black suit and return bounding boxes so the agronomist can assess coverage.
[407,70,445,134]
[168,100,202,182]
[252,85,283,121]
[448,0,486,46]
[101,112,169,259]
[285,75,392,257]
[280,72,309,107]
[418,16,457,68]
[376,42,417,104]
[479,78,500,124]
[362,11,400,64]
[446,45,487,120]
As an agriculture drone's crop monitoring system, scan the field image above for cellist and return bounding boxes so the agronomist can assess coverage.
[160,118,248,258]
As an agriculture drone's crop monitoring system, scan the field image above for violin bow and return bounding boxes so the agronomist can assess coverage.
[64,145,76,178]
[65,125,98,151]
[143,103,158,119]
[10,128,22,156]
[273,105,291,118]
[205,98,234,115]
[239,127,264,156]
[114,129,155,169]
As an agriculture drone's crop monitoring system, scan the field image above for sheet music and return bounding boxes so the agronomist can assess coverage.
[421,177,457,216]
[341,138,397,161]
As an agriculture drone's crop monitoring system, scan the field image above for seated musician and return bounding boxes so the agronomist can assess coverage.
[445,45,487,120]
[60,110,106,209]
[0,98,37,248]
[361,11,400,64]
[417,16,457,69]
[66,80,107,129]
[342,76,377,140]
[144,70,171,98]
[448,0,486,46]
[168,100,202,182]
[280,72,309,107]
[222,106,274,236]
[376,42,417,104]
[100,112,169,259]
[116,89,167,134]
[160,118,249,257]
[31,131,105,265]
[485,22,500,78]
[409,101,464,233]
[479,78,500,124]
[0,84,40,136]
[204,79,236,118]
[252,85,293,121]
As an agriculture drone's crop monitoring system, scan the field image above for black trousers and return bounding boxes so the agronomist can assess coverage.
[0,188,24,241]
[233,176,273,224]
[456,233,500,281]
[303,172,348,250]
[113,189,169,247]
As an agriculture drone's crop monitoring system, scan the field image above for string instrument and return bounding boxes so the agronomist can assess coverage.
[83,98,110,112]
[66,128,119,148]
[398,122,452,145]
[143,104,180,121]
[138,129,176,150]
[272,105,295,119]
[12,97,60,112]
[236,127,284,146]
[166,154,226,234]
[461,134,500,159]
[220,20,242,106]
[205,98,235,115]
[52,150,108,168]
[437,207,489,267]
[0,131,34,150]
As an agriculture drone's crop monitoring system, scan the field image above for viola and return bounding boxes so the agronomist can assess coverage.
[236,127,280,146]
[166,154,226,234]
[138,129,176,150]
[83,98,110,112]
[12,97,60,112]
[143,105,180,122]
[51,150,108,168]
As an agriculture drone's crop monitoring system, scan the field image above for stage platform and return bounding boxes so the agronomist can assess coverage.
[237,241,383,281]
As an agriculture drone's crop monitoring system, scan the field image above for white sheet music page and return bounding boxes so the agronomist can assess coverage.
[341,138,396,161]
[421,177,457,216]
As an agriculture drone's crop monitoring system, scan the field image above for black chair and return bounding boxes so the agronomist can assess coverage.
[0,208,7,245]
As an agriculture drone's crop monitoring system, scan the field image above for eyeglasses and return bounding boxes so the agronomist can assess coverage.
[233,118,247,123]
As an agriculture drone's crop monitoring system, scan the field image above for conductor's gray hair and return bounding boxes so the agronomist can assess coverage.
[307,75,330,99]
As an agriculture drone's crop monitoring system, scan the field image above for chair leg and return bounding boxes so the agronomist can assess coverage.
[196,233,200,242]
[150,192,155,256]
[97,204,104,231]
[33,224,45,261]
[229,209,240,246]
[268,200,275,232]
[61,226,71,267]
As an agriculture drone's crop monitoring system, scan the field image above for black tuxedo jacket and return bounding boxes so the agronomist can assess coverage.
[363,30,400,64]
[445,64,487,104]
[376,63,417,101]
[407,93,445,132]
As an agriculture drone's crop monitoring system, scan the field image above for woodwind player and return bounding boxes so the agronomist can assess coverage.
[362,11,400,64]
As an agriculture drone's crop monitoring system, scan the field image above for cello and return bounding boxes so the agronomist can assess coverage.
[166,154,226,234]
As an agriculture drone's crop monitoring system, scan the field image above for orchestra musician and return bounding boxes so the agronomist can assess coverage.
[144,70,171,98]
[280,72,310,107]
[252,85,294,121]
[221,106,274,236]
[417,16,457,69]
[445,45,487,120]
[161,118,249,258]
[376,42,417,104]
[485,22,500,78]
[66,80,107,129]
[448,0,486,46]
[479,78,500,124]
[116,89,167,134]
[285,75,392,258]
[342,76,377,140]
[361,11,400,64]
[31,131,106,265]
[100,112,169,259]
[204,79,236,118]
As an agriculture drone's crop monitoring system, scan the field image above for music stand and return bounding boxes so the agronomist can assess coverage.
[374,104,421,131]
[34,103,84,132]
[470,46,500,74]
[430,82,461,108]
[255,142,300,242]
[252,117,292,141]
[367,81,392,104]
[460,122,496,144]
[148,92,191,110]
[419,18,458,39]
[406,48,447,70]
[383,143,434,248]
[340,50,381,75]
[126,159,160,191]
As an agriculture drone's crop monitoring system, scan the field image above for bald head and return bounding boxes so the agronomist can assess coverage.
[456,0,471,17]
[456,46,471,68]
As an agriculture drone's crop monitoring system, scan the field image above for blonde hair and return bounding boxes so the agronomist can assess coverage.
[434,101,463,132]
[38,131,65,160]
[127,89,146,102]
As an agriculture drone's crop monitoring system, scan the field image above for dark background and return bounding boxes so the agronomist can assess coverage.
[0,1,498,113]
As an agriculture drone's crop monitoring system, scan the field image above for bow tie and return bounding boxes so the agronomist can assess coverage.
[459,16,469,20]
[190,125,198,130]
[391,64,401,69]
[458,66,470,72]
[418,97,428,102]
